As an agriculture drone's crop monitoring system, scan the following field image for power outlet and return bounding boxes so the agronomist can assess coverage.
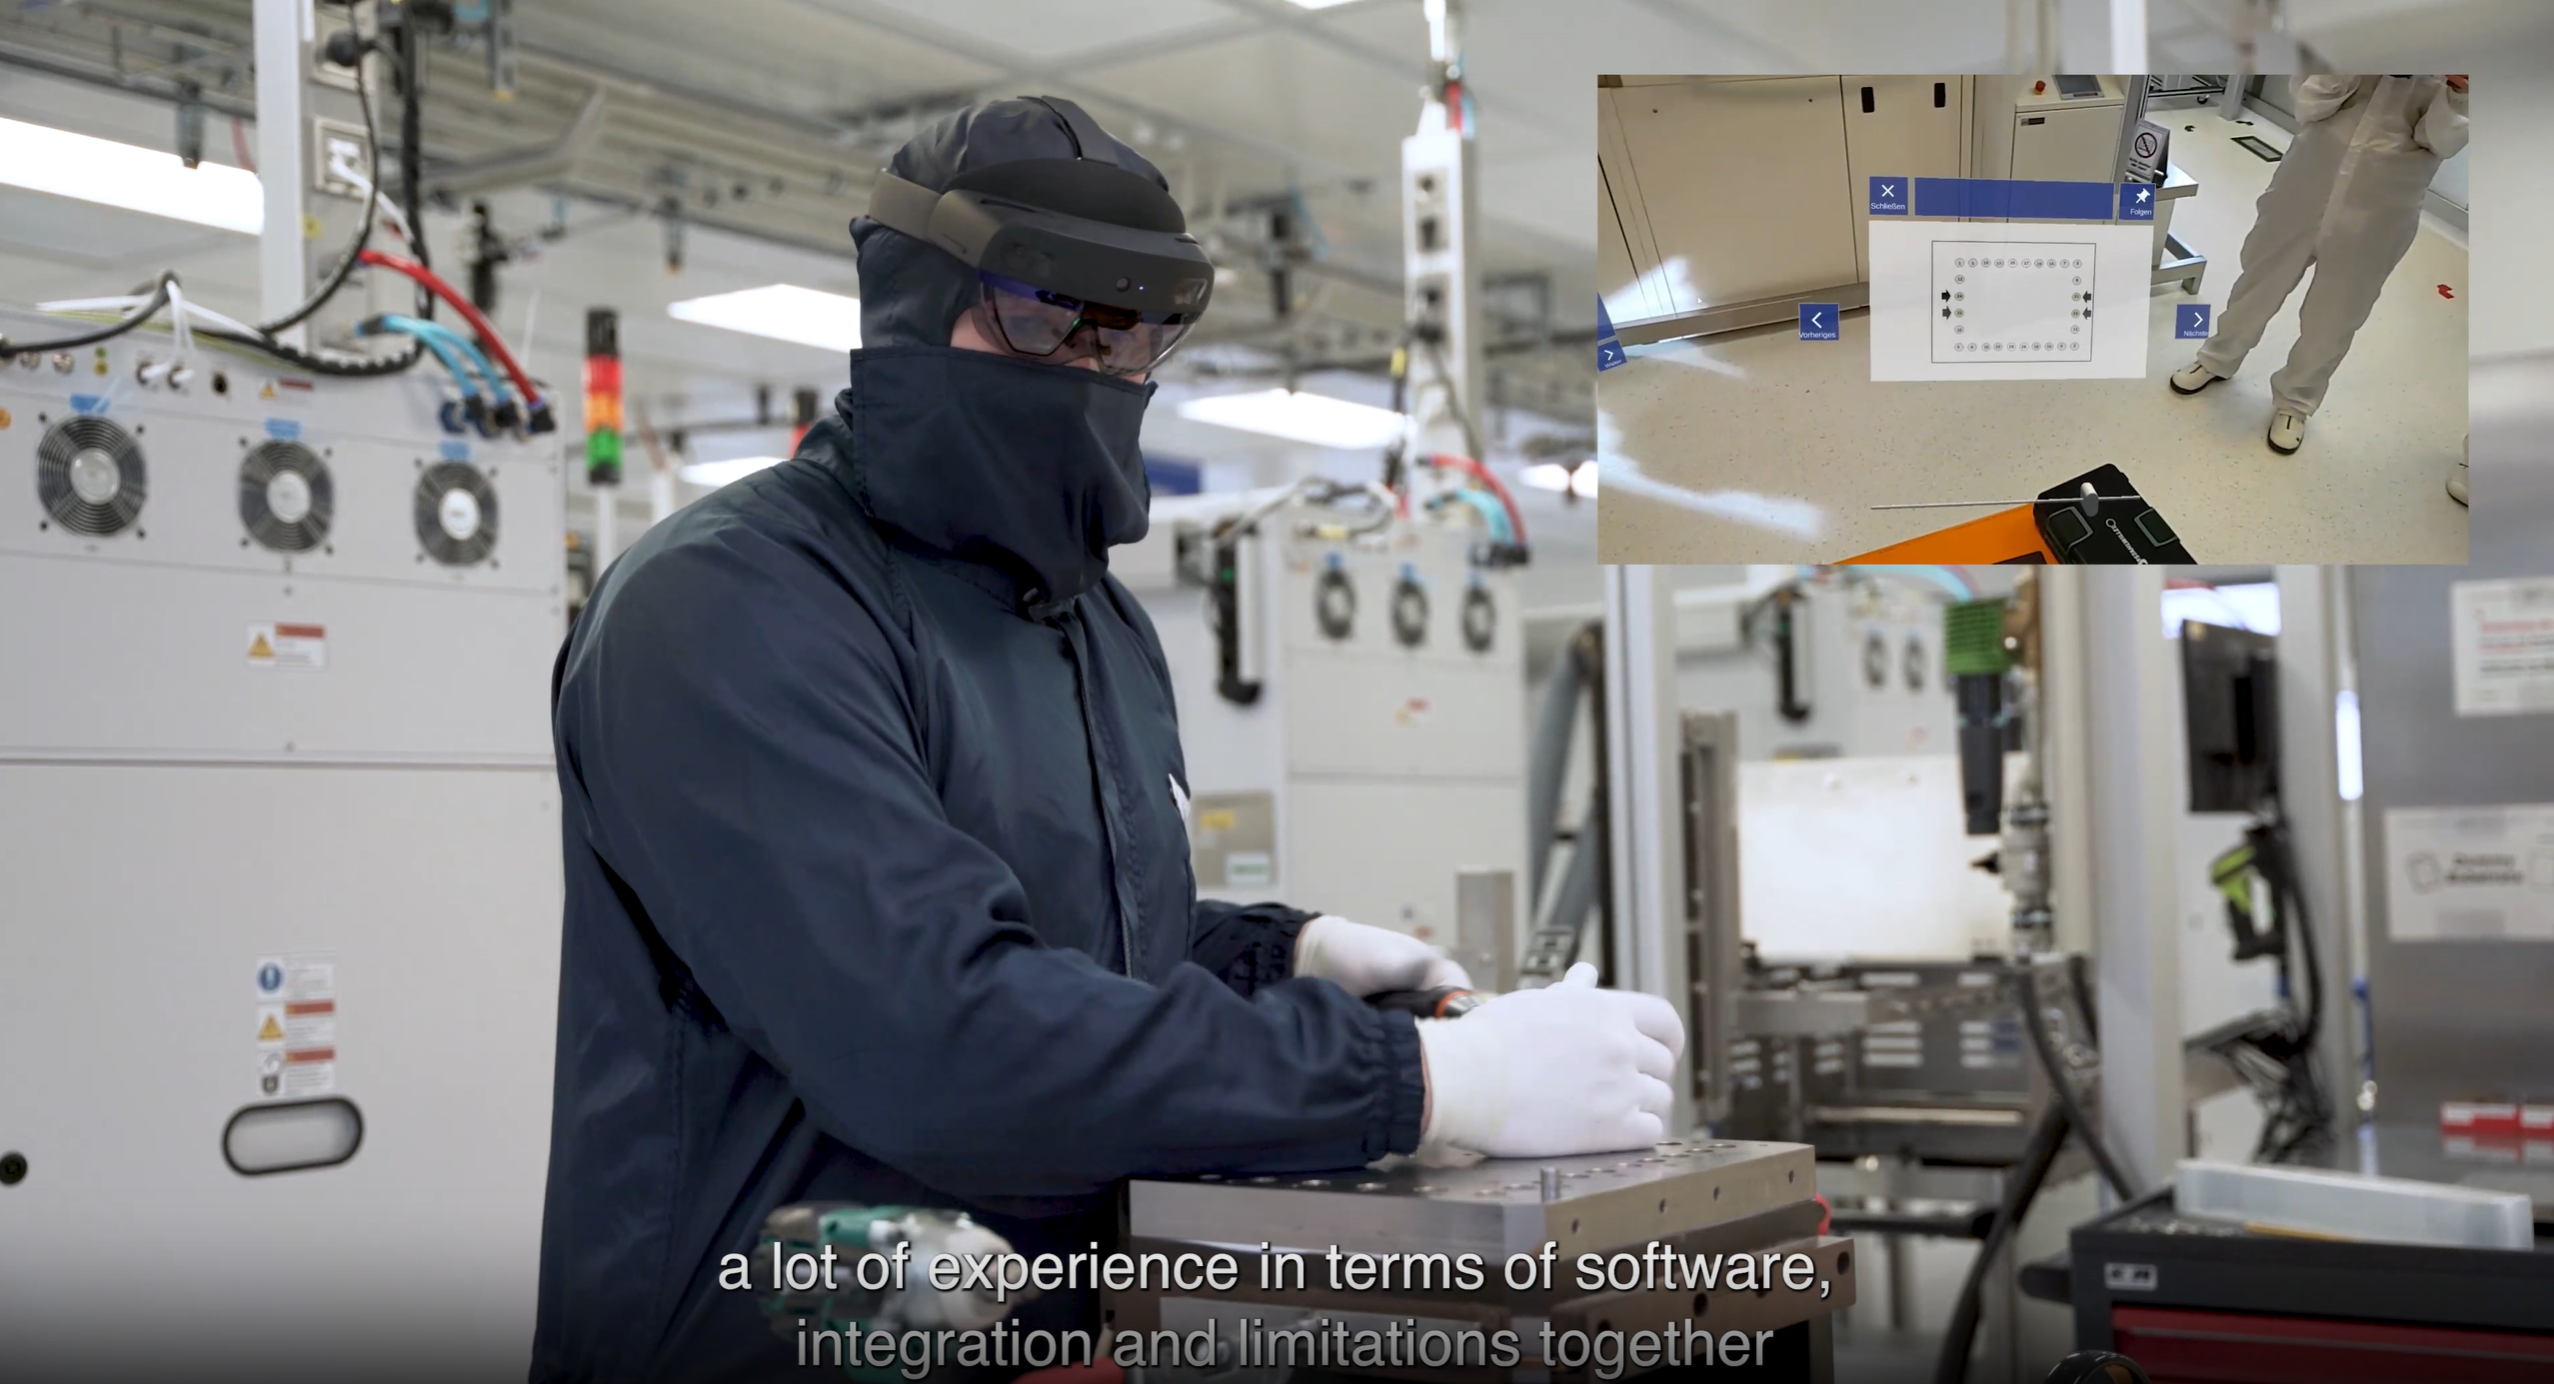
[313,118,370,200]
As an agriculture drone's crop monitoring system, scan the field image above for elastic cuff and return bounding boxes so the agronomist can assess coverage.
[1264,910,1316,983]
[1377,1009,1427,1157]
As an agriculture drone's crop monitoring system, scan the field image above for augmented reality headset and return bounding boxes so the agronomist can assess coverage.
[863,96,1216,321]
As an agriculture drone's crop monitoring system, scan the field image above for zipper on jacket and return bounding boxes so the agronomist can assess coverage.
[1059,611,1145,979]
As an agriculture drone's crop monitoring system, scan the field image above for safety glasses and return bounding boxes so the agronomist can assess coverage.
[976,271,1195,376]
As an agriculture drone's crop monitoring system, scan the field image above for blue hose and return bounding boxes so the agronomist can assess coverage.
[361,317,480,399]
[1442,487,1515,545]
[379,313,511,409]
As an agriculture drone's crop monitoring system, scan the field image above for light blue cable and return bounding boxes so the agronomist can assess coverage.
[1859,564,1975,601]
[1442,487,1515,545]
[362,317,479,399]
[380,314,511,409]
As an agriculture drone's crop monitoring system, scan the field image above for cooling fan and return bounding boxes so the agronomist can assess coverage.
[36,415,148,536]
[238,440,334,553]
[414,460,499,567]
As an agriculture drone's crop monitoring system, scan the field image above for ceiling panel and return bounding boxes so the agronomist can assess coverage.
[518,0,1006,116]
[1078,29,1419,180]
[1480,146,1595,257]
[823,0,1243,65]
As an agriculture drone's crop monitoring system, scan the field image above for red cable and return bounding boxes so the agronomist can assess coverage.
[1426,453,1528,548]
[357,249,541,403]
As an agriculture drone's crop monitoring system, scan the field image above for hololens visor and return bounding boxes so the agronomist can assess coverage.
[863,96,1215,366]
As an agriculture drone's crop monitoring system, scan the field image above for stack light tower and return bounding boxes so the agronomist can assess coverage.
[583,307,623,564]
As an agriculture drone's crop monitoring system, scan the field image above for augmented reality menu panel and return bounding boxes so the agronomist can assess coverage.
[1931,241,2096,363]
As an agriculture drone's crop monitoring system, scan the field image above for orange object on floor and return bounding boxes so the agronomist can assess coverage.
[1845,505,2057,564]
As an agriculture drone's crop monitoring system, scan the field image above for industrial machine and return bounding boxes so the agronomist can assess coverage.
[1128,491,1526,974]
[0,295,566,1377]
[1973,77,2128,187]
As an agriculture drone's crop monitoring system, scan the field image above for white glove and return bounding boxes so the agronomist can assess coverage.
[1293,915,1472,997]
[1415,963,1685,1158]
[898,1216,1025,1330]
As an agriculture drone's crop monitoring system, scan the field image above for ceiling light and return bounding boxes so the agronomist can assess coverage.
[0,116,262,233]
[1175,389,1405,450]
[666,285,861,352]
[678,456,788,488]
[1521,462,1598,498]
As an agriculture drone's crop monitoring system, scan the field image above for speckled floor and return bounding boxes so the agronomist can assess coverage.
[1599,105,2470,564]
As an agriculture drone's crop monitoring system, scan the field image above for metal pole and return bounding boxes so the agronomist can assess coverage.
[253,0,313,346]
[2079,567,2187,1189]
[2276,564,2357,1159]
[1602,564,1692,1133]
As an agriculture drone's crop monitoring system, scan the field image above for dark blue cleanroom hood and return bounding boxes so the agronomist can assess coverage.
[833,98,1180,614]
[849,97,1177,350]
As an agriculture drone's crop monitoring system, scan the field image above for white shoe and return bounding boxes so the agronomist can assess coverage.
[2170,361,2222,395]
[2267,411,2306,454]
[2448,459,2469,506]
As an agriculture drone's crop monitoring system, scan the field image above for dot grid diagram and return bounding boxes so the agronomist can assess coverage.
[1931,241,2096,363]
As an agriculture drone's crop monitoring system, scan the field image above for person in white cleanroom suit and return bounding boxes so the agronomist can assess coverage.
[2171,75,2467,471]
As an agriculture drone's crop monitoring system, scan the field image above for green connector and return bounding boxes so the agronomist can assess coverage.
[1942,599,2011,677]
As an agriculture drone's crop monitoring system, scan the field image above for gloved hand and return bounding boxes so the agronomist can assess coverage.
[898,1214,1028,1330]
[1415,963,1684,1158]
[1293,915,1471,997]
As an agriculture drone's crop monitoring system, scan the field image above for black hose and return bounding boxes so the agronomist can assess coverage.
[2067,952,2099,1045]
[2017,966,2140,1202]
[391,6,433,319]
[256,46,382,336]
[1932,1099,2070,1384]
[0,272,177,358]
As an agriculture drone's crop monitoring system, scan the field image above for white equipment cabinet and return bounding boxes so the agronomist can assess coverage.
[1600,75,1968,333]
[1130,508,1525,959]
[0,307,565,1381]
[1975,75,2128,186]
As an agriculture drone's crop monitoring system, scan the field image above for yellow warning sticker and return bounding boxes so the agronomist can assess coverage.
[245,623,326,670]
[259,381,277,400]
[257,1013,284,1042]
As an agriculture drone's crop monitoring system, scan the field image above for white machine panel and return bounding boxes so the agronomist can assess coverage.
[1870,221,2151,381]
[0,309,565,762]
[0,762,561,1377]
[0,306,566,1378]
[1141,507,1527,945]
[1291,779,1525,946]
[0,555,555,760]
[1739,754,2016,960]
[1930,241,2098,363]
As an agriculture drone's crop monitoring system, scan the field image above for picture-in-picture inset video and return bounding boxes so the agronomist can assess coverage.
[1598,73,2470,565]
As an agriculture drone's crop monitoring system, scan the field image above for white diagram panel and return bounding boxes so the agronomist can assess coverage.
[1870,221,2152,381]
[1932,242,2095,362]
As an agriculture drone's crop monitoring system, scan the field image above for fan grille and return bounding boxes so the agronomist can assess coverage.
[414,460,500,566]
[36,416,148,536]
[239,440,334,553]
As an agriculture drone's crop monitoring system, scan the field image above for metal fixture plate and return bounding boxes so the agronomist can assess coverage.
[1128,1140,1817,1262]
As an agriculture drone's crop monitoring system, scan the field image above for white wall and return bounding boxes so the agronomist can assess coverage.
[2470,68,2553,355]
